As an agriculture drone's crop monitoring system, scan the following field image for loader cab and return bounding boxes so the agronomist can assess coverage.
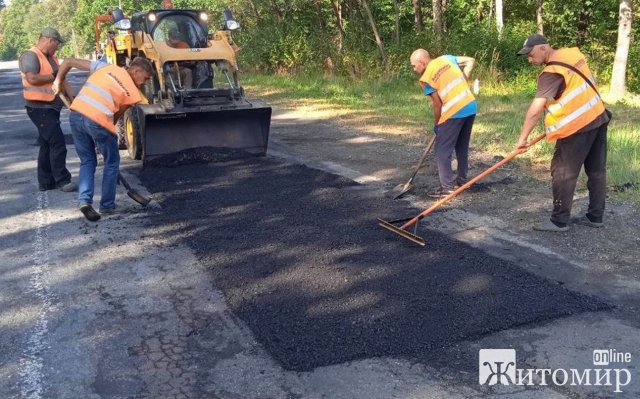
[131,10,209,48]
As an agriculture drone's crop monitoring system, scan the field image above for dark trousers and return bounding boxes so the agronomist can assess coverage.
[435,115,475,190]
[550,123,608,224]
[26,107,71,188]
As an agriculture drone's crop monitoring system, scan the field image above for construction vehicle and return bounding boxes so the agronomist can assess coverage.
[94,1,271,165]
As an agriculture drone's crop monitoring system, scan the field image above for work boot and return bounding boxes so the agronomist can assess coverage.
[59,181,78,192]
[574,214,604,228]
[533,219,569,232]
[427,187,455,198]
[80,204,101,222]
[99,207,116,215]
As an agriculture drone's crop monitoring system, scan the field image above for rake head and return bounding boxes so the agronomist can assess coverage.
[377,218,425,246]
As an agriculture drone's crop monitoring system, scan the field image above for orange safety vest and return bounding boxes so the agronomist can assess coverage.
[419,56,475,124]
[21,47,58,102]
[541,48,606,142]
[70,64,141,134]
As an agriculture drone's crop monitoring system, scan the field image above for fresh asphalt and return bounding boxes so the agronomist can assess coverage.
[140,158,607,371]
[1,60,639,398]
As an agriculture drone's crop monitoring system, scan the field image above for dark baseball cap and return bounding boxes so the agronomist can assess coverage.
[517,34,547,55]
[40,27,65,43]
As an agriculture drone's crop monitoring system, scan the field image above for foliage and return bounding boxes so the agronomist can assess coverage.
[0,0,638,92]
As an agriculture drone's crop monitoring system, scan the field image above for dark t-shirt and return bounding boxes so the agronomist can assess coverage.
[18,50,63,110]
[536,72,609,134]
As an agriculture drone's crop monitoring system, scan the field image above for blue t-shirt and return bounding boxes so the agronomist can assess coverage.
[423,55,477,119]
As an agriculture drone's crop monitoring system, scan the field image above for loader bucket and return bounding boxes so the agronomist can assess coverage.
[139,99,271,167]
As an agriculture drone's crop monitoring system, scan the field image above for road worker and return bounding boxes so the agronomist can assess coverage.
[515,34,610,231]
[19,27,77,192]
[410,49,477,198]
[52,57,153,221]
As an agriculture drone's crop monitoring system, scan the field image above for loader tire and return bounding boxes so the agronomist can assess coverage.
[124,107,143,160]
[116,119,127,150]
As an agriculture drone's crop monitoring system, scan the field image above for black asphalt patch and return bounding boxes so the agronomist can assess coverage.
[140,157,608,371]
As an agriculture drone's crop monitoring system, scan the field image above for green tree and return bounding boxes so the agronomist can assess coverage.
[0,0,38,60]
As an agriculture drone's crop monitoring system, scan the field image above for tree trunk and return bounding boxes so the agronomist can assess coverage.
[330,0,345,53]
[495,0,503,36]
[610,0,633,99]
[432,0,443,39]
[413,0,424,32]
[536,0,544,35]
[359,0,388,75]
[393,0,400,46]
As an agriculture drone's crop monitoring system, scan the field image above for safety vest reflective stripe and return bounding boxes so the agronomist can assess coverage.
[547,82,589,114]
[84,81,115,108]
[441,88,472,115]
[22,85,55,95]
[21,47,57,102]
[544,93,601,134]
[75,93,114,118]
[439,75,466,99]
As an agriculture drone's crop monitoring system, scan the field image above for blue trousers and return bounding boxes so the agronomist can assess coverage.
[69,111,120,211]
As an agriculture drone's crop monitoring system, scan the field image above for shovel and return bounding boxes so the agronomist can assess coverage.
[58,93,152,207]
[387,134,437,200]
[378,133,546,246]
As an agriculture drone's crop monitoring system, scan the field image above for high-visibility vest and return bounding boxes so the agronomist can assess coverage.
[70,64,141,134]
[419,56,475,124]
[21,47,58,102]
[541,48,606,142]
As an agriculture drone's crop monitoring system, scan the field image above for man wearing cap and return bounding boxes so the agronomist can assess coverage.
[52,56,152,221]
[19,27,77,192]
[410,48,477,198]
[515,34,610,231]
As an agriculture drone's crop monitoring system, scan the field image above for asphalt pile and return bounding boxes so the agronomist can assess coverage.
[141,157,608,372]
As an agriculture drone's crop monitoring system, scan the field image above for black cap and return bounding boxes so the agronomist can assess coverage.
[517,34,548,55]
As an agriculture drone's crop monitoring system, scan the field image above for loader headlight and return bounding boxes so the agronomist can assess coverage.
[148,13,156,22]
[224,20,240,30]
[199,12,208,21]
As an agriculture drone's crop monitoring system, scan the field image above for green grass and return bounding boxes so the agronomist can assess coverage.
[243,73,640,202]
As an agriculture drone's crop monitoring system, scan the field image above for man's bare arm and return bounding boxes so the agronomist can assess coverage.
[456,56,476,80]
[429,92,443,125]
[516,97,547,149]
[23,71,55,86]
[53,58,92,94]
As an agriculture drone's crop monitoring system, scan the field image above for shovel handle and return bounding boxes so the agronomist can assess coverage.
[58,93,72,108]
[406,133,437,182]
[400,133,546,230]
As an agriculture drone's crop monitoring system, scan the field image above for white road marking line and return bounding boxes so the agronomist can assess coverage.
[18,192,57,399]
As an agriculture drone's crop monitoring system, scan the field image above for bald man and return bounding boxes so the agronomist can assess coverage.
[410,49,477,198]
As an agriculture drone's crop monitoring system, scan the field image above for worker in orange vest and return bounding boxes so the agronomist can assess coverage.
[410,49,477,198]
[515,34,610,232]
[53,57,153,221]
[19,27,77,192]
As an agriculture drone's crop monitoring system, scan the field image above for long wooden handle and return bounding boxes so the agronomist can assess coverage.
[58,93,72,108]
[400,133,546,230]
[406,134,437,182]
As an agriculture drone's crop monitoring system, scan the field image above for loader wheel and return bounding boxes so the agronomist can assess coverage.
[116,119,127,150]
[124,107,143,160]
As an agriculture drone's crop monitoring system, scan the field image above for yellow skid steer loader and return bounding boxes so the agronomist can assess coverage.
[98,4,271,166]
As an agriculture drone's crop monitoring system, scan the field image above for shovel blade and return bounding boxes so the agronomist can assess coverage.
[386,182,413,200]
[127,190,151,207]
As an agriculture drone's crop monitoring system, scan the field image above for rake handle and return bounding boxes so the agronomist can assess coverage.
[400,133,546,230]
